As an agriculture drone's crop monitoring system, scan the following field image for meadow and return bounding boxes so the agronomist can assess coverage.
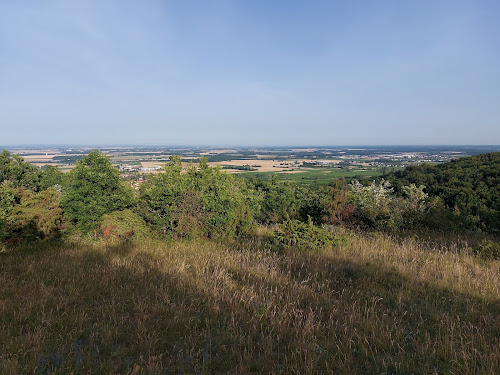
[1,231,499,374]
[237,167,397,184]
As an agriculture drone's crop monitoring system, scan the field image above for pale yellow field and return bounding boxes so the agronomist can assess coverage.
[141,162,166,168]
[204,158,343,173]
[209,159,294,172]
[22,154,60,162]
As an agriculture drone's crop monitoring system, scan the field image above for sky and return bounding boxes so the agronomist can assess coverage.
[1,0,499,146]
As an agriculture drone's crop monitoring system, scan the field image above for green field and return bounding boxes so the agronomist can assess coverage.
[238,167,405,184]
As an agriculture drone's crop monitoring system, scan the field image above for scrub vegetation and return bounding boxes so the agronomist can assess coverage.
[1,149,499,374]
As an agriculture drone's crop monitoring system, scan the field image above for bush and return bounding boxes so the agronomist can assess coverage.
[323,179,355,226]
[349,180,396,230]
[138,156,258,239]
[99,210,149,240]
[350,180,434,231]
[271,219,335,251]
[0,182,21,240]
[472,240,500,260]
[4,188,64,241]
[249,175,300,224]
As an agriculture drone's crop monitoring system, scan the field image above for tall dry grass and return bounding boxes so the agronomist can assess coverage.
[0,232,499,374]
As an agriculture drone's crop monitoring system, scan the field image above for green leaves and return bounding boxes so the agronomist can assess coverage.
[138,156,257,239]
[271,219,336,251]
[0,150,42,191]
[388,152,500,233]
[61,150,135,233]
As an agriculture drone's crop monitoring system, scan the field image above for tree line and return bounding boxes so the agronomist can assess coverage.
[1,149,499,248]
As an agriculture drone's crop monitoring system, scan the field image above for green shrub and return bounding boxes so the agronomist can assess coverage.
[350,180,434,231]
[0,182,21,240]
[4,188,64,241]
[271,219,335,251]
[99,209,149,239]
[472,239,500,260]
[138,156,258,239]
[323,179,355,226]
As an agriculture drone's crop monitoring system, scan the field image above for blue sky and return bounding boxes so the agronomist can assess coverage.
[1,0,499,145]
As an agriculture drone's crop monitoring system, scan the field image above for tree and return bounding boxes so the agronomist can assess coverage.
[40,165,66,191]
[61,150,135,233]
[0,150,42,191]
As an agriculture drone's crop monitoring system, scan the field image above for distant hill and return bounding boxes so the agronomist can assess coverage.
[388,152,500,232]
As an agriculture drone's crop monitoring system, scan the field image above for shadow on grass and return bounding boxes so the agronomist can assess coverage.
[0,239,499,374]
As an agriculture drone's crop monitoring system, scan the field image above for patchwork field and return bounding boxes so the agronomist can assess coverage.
[2,145,467,183]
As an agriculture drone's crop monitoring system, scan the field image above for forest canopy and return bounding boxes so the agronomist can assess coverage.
[387,152,500,233]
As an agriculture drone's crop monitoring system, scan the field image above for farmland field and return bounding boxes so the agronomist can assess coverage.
[237,167,405,184]
[3,145,499,184]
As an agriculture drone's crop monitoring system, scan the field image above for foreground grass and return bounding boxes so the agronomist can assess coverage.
[1,233,499,374]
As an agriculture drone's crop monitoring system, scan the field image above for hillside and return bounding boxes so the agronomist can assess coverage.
[389,152,500,232]
[1,235,499,374]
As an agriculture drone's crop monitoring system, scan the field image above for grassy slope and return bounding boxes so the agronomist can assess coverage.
[1,234,499,374]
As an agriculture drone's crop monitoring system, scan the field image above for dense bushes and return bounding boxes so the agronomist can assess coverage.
[99,209,149,239]
[388,152,500,233]
[0,182,20,240]
[247,175,329,225]
[138,157,258,239]
[271,219,335,251]
[1,149,499,253]
[472,239,500,260]
[248,175,301,224]
[348,179,454,231]
[1,187,63,241]
[323,179,355,225]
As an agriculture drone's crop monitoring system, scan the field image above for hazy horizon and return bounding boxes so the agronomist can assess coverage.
[2,1,499,145]
[2,144,500,149]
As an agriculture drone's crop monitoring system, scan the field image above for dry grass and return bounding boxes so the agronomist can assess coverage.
[208,159,341,173]
[209,159,290,172]
[141,162,166,168]
[1,233,499,374]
